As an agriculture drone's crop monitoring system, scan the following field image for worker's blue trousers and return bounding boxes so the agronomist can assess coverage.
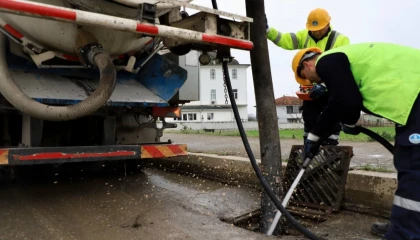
[386,96,420,240]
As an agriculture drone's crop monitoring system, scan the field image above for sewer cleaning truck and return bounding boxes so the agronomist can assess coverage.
[0,0,253,169]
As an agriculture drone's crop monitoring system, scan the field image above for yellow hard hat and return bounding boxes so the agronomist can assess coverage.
[306,8,331,31]
[292,47,323,85]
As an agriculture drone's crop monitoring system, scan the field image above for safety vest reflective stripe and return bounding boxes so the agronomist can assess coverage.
[290,33,299,49]
[394,195,420,213]
[274,31,281,45]
[329,32,341,49]
[303,35,310,48]
[304,32,341,49]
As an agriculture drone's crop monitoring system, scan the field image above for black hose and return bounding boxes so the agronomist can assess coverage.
[222,58,396,238]
[221,60,324,240]
[357,126,394,153]
[211,0,218,10]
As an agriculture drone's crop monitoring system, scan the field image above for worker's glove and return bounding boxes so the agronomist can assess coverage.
[342,124,361,135]
[303,138,321,160]
[309,83,327,100]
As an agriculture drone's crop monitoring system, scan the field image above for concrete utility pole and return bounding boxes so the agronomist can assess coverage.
[245,0,283,234]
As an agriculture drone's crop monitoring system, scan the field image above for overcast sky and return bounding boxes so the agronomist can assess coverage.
[190,0,420,115]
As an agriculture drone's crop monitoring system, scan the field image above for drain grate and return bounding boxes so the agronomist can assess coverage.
[282,145,353,221]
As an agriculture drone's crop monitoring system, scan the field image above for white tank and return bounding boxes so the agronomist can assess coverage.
[0,0,190,56]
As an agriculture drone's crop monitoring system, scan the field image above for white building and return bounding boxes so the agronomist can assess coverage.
[275,95,303,123]
[174,51,250,123]
[357,113,394,127]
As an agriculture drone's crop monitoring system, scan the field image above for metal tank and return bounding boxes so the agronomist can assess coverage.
[0,0,253,167]
[0,0,193,56]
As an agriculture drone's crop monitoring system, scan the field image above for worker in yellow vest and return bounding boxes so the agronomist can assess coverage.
[266,8,350,146]
[291,43,420,240]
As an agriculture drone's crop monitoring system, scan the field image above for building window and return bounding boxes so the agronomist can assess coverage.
[207,113,214,120]
[233,89,238,99]
[210,69,216,79]
[188,113,197,121]
[232,69,237,79]
[287,118,300,123]
[286,106,302,114]
[211,89,216,101]
[183,114,187,121]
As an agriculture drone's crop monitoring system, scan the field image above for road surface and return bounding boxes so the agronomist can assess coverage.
[163,133,395,171]
[0,162,385,240]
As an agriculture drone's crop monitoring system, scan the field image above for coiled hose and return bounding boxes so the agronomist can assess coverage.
[0,34,117,121]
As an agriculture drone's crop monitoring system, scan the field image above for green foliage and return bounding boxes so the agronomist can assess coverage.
[171,127,396,142]
[357,164,394,173]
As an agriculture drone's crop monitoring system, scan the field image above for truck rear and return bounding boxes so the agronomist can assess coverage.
[0,0,252,167]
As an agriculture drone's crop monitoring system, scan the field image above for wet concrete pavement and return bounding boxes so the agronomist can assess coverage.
[163,133,395,171]
[303,211,387,240]
[0,163,272,240]
[0,162,386,240]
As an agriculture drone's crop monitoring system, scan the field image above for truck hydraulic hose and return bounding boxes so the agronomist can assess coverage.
[221,60,325,240]
[0,34,116,121]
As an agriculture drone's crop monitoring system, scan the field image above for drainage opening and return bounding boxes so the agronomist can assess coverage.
[220,208,327,236]
[221,145,353,237]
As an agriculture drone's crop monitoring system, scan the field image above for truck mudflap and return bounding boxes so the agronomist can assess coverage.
[0,144,187,166]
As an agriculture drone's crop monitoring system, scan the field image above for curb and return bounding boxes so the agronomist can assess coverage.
[144,152,397,217]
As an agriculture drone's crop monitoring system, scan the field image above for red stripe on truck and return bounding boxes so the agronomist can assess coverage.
[136,24,159,35]
[4,24,23,39]
[15,151,136,161]
[202,34,254,50]
[0,0,77,20]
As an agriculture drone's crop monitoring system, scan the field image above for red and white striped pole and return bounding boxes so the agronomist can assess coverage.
[0,0,254,51]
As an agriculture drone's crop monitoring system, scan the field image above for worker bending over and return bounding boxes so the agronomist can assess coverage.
[292,42,420,240]
[266,8,350,146]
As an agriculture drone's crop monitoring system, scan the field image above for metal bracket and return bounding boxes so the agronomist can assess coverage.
[28,50,86,69]
[137,3,157,23]
[22,42,43,56]
[29,51,55,67]
[138,117,177,138]
[217,46,232,62]
[116,55,137,73]
[158,0,253,23]
[21,114,44,148]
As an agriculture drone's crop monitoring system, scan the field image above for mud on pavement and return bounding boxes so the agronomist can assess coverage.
[0,163,273,240]
[0,162,386,240]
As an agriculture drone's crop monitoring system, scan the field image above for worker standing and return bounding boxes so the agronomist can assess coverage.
[266,8,350,146]
[291,42,420,240]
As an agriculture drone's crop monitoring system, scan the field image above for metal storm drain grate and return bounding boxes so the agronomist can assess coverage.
[282,145,353,221]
